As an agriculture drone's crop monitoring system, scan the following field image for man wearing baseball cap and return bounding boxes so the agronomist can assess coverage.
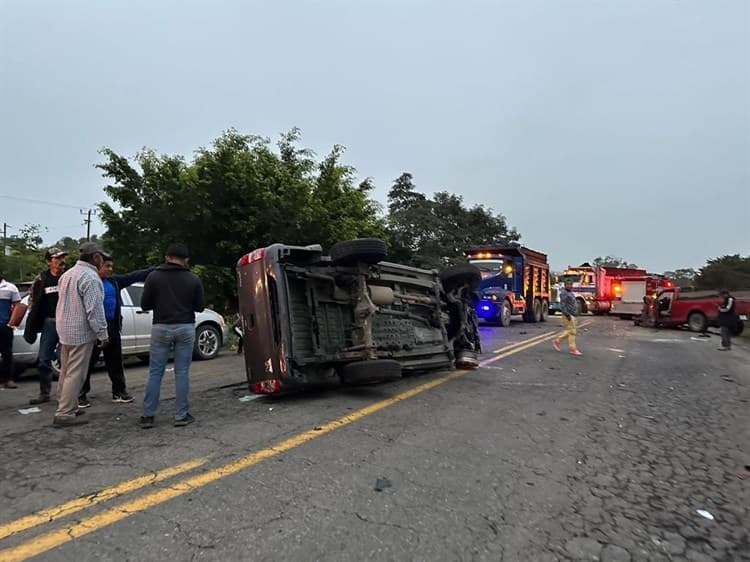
[26,247,69,404]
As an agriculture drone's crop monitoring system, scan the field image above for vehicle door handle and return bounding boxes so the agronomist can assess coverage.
[136,310,149,314]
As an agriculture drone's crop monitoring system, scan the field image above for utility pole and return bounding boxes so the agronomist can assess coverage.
[81,209,93,241]
[2,222,7,257]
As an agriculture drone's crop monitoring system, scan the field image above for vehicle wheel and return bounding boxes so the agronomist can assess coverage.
[575,298,586,315]
[732,320,744,336]
[340,359,402,385]
[193,324,222,360]
[687,311,708,333]
[330,238,387,266]
[440,264,481,291]
[499,300,512,327]
[137,354,150,365]
[540,299,549,322]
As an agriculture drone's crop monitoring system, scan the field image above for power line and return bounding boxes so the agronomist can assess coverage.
[0,194,96,210]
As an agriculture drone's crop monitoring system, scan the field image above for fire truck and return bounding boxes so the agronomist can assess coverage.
[466,244,550,327]
[607,274,673,318]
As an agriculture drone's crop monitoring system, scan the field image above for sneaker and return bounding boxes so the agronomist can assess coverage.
[78,396,92,409]
[570,349,583,356]
[53,416,89,427]
[30,395,50,405]
[174,413,195,427]
[112,393,135,403]
[3,381,18,389]
[552,340,561,352]
[140,416,155,429]
[717,347,730,351]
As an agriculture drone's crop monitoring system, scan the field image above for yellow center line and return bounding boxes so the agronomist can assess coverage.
[0,326,588,561]
[0,458,207,541]
[492,330,557,353]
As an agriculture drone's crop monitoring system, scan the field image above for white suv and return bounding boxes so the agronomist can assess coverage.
[12,282,228,374]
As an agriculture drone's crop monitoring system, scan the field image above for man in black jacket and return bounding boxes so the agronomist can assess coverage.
[140,244,204,429]
[78,254,153,407]
[26,248,68,404]
[717,289,739,351]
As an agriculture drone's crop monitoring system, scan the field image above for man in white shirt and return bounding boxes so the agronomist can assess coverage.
[53,242,109,427]
[0,273,22,389]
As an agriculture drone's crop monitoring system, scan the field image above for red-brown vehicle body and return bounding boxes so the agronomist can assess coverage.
[642,287,750,334]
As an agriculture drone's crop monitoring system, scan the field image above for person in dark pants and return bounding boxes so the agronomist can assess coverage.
[78,254,152,407]
[717,289,739,351]
[25,248,68,404]
[0,273,23,389]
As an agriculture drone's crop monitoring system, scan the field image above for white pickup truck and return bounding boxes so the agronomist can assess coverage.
[12,282,228,374]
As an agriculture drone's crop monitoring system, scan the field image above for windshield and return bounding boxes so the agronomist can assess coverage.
[469,259,509,280]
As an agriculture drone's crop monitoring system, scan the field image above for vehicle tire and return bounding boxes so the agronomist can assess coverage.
[340,359,402,385]
[137,354,150,365]
[499,300,512,327]
[330,238,387,266]
[732,320,744,336]
[440,264,481,291]
[540,299,549,322]
[575,298,586,315]
[687,311,708,333]
[193,324,222,360]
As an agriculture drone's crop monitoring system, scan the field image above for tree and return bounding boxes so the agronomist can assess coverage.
[97,129,386,312]
[662,268,696,288]
[592,256,639,269]
[0,224,46,282]
[694,255,750,291]
[385,174,520,268]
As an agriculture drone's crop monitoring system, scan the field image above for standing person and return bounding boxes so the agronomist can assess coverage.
[53,242,109,427]
[140,243,204,429]
[78,254,153,407]
[26,248,68,404]
[552,279,583,356]
[717,289,739,351]
[0,273,22,389]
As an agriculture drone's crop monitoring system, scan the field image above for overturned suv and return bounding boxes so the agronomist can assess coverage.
[236,238,482,394]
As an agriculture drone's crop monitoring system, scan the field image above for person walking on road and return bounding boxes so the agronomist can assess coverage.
[552,279,582,356]
[78,253,152,408]
[26,247,69,404]
[140,243,204,429]
[0,273,23,389]
[717,289,739,351]
[53,242,109,427]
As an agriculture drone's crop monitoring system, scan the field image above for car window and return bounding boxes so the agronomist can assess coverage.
[125,285,143,308]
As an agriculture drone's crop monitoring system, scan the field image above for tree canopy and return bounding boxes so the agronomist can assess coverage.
[592,256,639,269]
[694,255,750,291]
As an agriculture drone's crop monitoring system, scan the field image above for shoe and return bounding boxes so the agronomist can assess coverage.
[3,381,18,389]
[53,416,89,427]
[552,340,561,352]
[30,395,51,405]
[717,347,730,351]
[78,396,92,409]
[174,414,195,427]
[75,409,85,416]
[113,393,135,403]
[140,416,155,429]
[570,349,583,356]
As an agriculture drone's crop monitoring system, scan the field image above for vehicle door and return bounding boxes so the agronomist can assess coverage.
[123,285,153,352]
[118,289,138,354]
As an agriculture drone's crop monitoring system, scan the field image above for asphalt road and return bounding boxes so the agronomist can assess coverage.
[0,316,747,561]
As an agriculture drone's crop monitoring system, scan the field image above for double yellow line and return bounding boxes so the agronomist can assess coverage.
[0,326,576,561]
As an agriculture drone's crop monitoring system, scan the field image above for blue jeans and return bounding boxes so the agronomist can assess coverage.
[142,324,195,419]
[38,318,59,396]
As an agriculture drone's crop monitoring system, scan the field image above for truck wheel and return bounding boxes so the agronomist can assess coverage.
[540,300,549,322]
[575,298,586,315]
[499,300,512,327]
[732,320,744,336]
[340,359,402,385]
[440,264,481,291]
[330,238,387,266]
[687,311,708,333]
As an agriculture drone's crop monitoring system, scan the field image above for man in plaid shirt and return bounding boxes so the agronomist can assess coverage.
[53,242,109,427]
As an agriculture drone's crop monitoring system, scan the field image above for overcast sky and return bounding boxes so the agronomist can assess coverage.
[1,0,748,272]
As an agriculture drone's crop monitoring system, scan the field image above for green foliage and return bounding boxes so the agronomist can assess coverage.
[662,268,696,288]
[0,224,45,282]
[592,256,639,269]
[694,255,750,291]
[96,129,386,312]
[385,173,520,268]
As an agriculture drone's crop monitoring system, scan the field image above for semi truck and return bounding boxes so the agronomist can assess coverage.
[466,244,550,327]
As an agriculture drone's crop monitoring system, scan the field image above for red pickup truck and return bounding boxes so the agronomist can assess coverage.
[640,287,749,335]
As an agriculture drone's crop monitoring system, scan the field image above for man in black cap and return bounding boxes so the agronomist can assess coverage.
[26,247,69,404]
[140,243,204,429]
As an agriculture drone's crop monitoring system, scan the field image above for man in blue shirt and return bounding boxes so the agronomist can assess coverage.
[0,273,22,389]
[78,253,152,407]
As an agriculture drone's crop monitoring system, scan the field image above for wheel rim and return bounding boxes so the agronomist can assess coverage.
[502,303,511,325]
[688,315,704,332]
[198,328,219,357]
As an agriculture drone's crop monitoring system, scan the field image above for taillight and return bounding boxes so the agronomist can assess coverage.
[237,248,265,267]
[237,253,251,266]
[251,379,281,394]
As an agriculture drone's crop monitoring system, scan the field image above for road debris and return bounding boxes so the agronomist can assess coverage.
[374,477,391,491]
[18,407,42,415]
[238,395,258,402]
[696,509,714,521]
[607,348,625,353]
